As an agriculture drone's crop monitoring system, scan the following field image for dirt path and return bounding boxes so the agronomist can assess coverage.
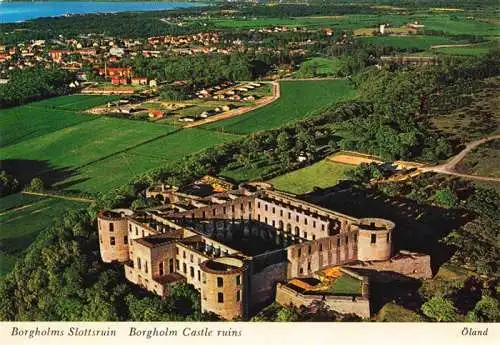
[0,204,33,216]
[420,134,500,182]
[279,77,347,81]
[183,81,280,129]
[430,44,474,49]
[22,191,94,203]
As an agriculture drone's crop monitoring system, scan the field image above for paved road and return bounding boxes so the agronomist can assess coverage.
[420,134,500,182]
[183,81,280,129]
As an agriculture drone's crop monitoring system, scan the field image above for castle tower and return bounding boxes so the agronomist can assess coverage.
[97,209,133,263]
[353,218,395,261]
[199,256,248,320]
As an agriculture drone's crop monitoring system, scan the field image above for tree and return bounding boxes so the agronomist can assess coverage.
[443,217,499,276]
[25,177,44,193]
[275,305,300,322]
[421,297,457,322]
[276,131,294,168]
[434,188,459,208]
[0,170,19,196]
[466,295,500,322]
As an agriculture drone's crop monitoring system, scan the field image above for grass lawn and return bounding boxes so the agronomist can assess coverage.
[294,57,343,77]
[328,274,362,295]
[0,193,87,276]
[455,140,500,178]
[269,160,352,195]
[356,35,460,50]
[202,80,356,134]
[30,94,121,111]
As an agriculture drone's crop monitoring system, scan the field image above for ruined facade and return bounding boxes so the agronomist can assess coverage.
[97,180,429,319]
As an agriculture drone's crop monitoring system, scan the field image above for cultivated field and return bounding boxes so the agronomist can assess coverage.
[57,129,241,193]
[0,96,242,194]
[356,35,461,50]
[0,193,86,276]
[202,80,356,134]
[0,106,94,147]
[269,160,352,195]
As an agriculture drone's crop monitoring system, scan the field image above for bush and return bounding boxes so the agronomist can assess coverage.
[25,177,45,193]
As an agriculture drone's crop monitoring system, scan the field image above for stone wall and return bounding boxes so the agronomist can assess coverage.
[286,231,358,278]
[347,251,432,280]
[249,260,288,312]
[275,283,370,318]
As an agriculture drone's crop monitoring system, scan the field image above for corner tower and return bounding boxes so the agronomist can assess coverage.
[199,256,248,320]
[353,218,395,261]
[97,209,133,263]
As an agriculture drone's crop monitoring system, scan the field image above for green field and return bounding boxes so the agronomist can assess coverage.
[57,129,241,193]
[431,40,499,56]
[420,15,500,36]
[356,35,460,50]
[1,97,242,194]
[30,95,121,111]
[295,57,343,77]
[269,160,352,195]
[202,80,356,134]
[0,106,94,147]
[0,193,87,276]
[328,274,362,295]
[211,14,412,30]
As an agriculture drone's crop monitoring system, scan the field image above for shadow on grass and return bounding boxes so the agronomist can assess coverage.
[302,182,474,275]
[348,267,424,316]
[0,159,89,191]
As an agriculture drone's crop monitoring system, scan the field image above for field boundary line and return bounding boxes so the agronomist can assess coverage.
[75,128,183,170]
[21,191,94,203]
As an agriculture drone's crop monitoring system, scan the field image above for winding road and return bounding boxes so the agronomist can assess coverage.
[420,134,500,182]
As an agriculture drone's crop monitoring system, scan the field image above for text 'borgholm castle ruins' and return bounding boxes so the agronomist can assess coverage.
[97,176,432,320]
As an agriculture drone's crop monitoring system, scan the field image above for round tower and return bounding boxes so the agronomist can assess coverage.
[97,209,133,263]
[354,218,395,261]
[199,256,247,320]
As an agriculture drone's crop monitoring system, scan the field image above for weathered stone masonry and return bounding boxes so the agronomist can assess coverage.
[98,185,428,319]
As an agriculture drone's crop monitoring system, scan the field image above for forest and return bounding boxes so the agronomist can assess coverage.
[0,68,75,108]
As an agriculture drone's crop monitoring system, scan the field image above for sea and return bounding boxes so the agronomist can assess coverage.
[0,1,202,24]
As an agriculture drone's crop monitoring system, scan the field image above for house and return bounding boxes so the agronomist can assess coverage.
[408,21,425,29]
[131,77,148,86]
[149,110,165,119]
[323,28,334,36]
[100,67,133,78]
